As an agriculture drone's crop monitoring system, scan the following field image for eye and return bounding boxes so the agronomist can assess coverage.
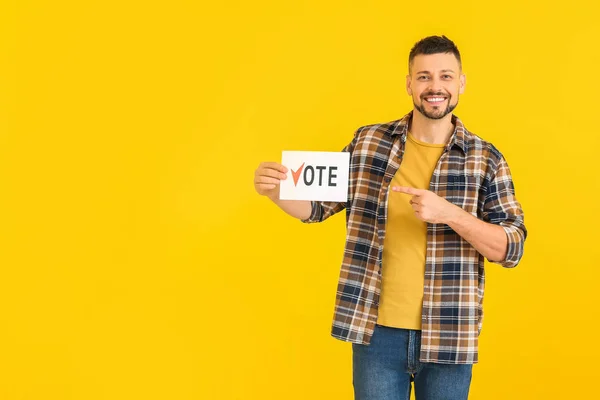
[417,76,429,80]
[442,75,452,79]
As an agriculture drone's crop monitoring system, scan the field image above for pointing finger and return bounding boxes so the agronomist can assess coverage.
[391,186,423,196]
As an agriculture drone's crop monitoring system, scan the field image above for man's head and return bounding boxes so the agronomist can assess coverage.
[406,35,465,120]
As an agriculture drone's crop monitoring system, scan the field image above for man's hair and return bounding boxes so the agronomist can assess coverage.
[408,35,461,72]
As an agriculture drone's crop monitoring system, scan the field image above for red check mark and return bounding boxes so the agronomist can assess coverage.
[291,162,305,186]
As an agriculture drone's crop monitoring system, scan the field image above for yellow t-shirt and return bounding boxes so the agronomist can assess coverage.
[377,132,445,330]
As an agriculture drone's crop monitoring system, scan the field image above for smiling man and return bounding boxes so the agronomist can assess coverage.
[253,35,526,400]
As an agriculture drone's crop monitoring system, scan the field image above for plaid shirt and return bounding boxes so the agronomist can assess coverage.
[302,111,527,364]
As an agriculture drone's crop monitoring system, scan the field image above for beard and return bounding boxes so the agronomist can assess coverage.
[413,92,458,120]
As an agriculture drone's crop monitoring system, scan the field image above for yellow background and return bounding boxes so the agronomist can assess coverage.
[0,0,598,399]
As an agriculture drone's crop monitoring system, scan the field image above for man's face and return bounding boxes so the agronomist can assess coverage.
[406,53,465,120]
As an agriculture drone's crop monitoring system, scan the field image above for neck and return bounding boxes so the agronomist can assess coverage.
[409,110,455,145]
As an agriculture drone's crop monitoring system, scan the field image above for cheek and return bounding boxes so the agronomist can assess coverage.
[453,84,462,96]
[446,87,459,100]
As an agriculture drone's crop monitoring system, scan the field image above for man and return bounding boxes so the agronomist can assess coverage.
[253,35,526,400]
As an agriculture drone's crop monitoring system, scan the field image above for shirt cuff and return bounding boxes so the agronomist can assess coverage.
[300,201,320,223]
[495,224,525,268]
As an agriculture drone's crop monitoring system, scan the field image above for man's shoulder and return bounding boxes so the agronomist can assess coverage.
[353,118,404,140]
[461,126,504,162]
[356,120,401,134]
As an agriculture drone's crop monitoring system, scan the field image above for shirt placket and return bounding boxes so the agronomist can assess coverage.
[421,142,452,358]
[376,133,407,286]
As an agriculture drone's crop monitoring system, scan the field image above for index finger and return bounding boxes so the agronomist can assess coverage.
[260,162,288,173]
[391,186,423,196]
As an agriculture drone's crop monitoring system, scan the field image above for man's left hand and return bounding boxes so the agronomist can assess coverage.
[391,186,461,224]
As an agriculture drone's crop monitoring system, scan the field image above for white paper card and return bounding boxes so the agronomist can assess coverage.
[279,151,350,202]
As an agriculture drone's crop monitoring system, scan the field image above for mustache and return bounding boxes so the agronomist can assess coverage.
[421,91,450,98]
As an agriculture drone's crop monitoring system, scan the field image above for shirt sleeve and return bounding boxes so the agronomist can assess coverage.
[300,127,361,224]
[482,155,527,268]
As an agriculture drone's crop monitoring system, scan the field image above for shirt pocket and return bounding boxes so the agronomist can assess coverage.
[447,174,482,217]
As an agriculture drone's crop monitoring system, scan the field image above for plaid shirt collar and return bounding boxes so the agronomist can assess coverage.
[389,111,469,154]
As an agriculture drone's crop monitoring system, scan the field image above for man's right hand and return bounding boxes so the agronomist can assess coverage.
[254,162,288,200]
[253,161,312,220]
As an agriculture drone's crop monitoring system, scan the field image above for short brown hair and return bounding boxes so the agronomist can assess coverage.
[409,35,462,72]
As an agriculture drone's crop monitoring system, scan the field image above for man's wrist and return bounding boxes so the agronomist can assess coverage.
[267,188,281,203]
[444,203,467,226]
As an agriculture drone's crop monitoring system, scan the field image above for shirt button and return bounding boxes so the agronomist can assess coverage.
[384,177,391,183]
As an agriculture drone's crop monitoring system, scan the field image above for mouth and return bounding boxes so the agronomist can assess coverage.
[423,96,447,106]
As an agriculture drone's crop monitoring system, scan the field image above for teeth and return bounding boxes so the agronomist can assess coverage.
[426,97,445,102]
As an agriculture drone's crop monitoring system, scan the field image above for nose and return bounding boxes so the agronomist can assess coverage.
[428,77,444,93]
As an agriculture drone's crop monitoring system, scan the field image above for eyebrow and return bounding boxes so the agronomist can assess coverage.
[415,69,456,74]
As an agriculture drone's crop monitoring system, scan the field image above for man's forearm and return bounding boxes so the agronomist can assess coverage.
[268,194,312,220]
[445,205,508,262]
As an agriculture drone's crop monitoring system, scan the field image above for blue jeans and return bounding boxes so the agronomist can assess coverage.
[352,324,473,400]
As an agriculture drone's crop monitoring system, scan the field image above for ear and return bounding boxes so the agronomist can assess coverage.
[406,74,412,96]
[459,74,466,95]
